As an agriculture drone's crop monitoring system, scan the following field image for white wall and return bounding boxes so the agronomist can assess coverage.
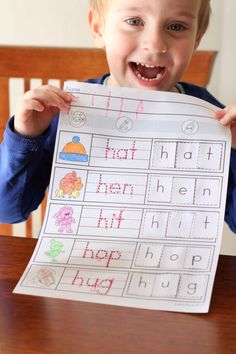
[0,0,93,47]
[0,0,235,254]
[217,0,236,105]
[199,0,223,99]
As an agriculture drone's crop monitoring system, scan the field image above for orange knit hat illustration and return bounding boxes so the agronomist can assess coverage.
[59,136,88,162]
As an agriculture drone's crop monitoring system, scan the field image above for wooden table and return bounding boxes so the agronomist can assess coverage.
[0,235,236,354]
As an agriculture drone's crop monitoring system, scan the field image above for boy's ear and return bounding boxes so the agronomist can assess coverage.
[88,9,105,49]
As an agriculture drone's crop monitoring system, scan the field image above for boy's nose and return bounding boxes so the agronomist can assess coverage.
[141,29,168,54]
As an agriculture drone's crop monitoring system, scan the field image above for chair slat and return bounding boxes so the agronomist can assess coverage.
[0,78,9,141]
[24,78,30,92]
[0,46,109,80]
[42,78,48,85]
[182,50,217,86]
[26,215,33,238]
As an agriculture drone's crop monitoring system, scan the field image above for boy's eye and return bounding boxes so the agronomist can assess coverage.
[125,17,143,26]
[168,23,186,31]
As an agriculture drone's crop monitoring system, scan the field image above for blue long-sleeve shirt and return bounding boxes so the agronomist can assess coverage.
[0,76,236,233]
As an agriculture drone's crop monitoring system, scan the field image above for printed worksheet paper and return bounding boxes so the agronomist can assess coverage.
[14,81,231,313]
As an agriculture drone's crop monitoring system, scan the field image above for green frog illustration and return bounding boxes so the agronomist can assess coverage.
[45,239,64,262]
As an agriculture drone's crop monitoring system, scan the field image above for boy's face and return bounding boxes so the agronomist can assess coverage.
[89,0,202,92]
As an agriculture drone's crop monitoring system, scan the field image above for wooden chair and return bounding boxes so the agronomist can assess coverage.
[0,46,217,237]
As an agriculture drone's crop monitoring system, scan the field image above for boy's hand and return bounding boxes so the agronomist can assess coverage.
[214,104,236,149]
[14,85,73,137]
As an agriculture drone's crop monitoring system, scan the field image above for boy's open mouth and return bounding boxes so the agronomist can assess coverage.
[131,62,166,81]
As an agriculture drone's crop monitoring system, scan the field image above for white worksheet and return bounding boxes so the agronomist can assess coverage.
[14,81,231,313]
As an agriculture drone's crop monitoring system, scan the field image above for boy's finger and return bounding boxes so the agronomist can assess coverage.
[23,85,72,103]
[218,112,236,126]
[18,99,45,113]
[23,89,70,111]
[44,85,74,102]
[214,108,227,120]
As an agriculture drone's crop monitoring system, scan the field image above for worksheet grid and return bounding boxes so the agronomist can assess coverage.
[21,262,209,303]
[55,132,225,173]
[43,204,220,242]
[33,129,223,303]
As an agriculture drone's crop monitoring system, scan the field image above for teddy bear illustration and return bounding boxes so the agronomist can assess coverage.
[55,171,83,198]
[53,206,76,233]
[36,267,56,287]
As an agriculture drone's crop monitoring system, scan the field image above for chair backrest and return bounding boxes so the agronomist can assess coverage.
[0,46,217,237]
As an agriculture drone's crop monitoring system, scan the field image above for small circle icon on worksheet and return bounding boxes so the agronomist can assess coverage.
[116,117,133,133]
[69,111,86,128]
[182,120,199,135]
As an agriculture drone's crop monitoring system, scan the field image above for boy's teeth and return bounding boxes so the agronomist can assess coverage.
[134,62,165,81]
[135,70,163,81]
[138,62,157,68]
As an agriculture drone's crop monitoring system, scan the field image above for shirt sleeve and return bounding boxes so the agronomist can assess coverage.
[225,149,236,233]
[0,116,57,223]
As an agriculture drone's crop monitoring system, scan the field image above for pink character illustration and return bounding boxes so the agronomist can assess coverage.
[55,171,83,198]
[53,206,76,233]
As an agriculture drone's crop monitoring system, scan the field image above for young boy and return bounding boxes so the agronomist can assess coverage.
[0,0,236,233]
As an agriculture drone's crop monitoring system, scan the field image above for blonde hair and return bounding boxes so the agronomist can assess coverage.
[89,0,110,19]
[197,0,211,39]
[89,0,211,37]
